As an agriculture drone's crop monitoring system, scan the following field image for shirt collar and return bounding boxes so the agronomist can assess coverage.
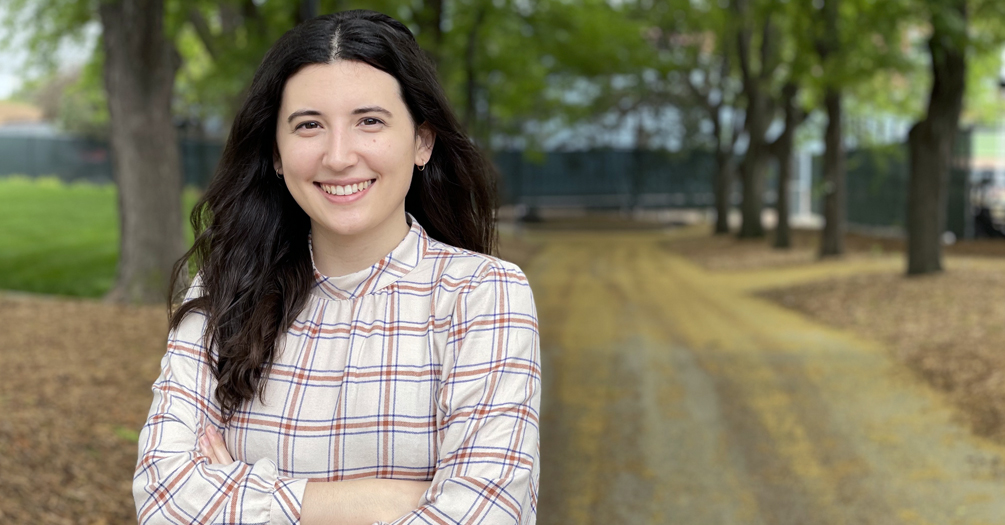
[309,214,428,301]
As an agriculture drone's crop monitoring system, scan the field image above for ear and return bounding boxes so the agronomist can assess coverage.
[273,148,284,175]
[413,123,436,166]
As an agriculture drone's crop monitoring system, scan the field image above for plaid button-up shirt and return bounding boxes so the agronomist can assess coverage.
[133,217,541,524]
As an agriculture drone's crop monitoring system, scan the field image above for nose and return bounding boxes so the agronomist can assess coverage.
[321,128,358,172]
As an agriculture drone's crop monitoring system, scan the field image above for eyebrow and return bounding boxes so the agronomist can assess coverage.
[287,109,322,123]
[286,106,394,124]
[352,106,393,118]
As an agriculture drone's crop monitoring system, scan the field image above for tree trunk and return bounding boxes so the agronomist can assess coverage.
[819,88,845,257]
[771,83,800,249]
[463,5,488,135]
[907,6,966,275]
[733,0,773,239]
[713,150,734,235]
[774,153,792,248]
[738,83,770,239]
[739,145,768,238]
[100,0,184,303]
[709,96,735,235]
[416,0,445,67]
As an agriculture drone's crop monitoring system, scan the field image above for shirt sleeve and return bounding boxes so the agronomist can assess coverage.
[133,282,308,525]
[388,261,542,525]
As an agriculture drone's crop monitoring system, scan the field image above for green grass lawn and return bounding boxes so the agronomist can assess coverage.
[0,176,197,298]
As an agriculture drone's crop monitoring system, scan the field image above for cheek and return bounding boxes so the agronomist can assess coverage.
[281,141,322,176]
[361,137,409,167]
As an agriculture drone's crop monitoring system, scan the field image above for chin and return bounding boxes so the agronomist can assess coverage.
[317,217,371,238]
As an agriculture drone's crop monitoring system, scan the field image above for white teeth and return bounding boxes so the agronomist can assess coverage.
[320,180,373,196]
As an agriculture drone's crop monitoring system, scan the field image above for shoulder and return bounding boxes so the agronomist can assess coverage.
[421,236,531,290]
[169,274,212,351]
[416,238,536,324]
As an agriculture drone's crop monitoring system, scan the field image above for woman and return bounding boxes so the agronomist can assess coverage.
[133,10,540,525]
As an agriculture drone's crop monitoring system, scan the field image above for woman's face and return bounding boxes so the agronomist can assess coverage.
[274,60,434,245]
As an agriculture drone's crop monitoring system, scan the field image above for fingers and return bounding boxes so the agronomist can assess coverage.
[198,427,235,465]
[198,432,219,464]
[206,427,234,464]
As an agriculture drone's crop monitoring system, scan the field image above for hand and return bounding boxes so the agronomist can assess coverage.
[198,427,234,465]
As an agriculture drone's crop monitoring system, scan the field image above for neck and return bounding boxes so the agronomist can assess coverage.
[311,212,411,277]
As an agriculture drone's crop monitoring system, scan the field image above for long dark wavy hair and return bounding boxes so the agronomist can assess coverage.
[169,10,497,421]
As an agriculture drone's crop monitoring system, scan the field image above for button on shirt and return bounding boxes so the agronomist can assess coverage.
[133,217,541,524]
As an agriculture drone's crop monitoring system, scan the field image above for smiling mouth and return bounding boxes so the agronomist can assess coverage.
[316,179,376,196]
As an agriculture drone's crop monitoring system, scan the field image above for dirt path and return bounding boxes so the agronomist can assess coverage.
[527,229,1005,525]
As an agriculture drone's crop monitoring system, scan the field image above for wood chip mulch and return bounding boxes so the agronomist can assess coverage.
[759,269,1005,443]
[0,295,167,525]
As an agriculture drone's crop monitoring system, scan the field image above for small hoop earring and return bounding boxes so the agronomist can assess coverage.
[417,163,425,172]
[276,170,283,179]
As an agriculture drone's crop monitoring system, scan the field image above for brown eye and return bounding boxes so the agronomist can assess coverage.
[296,121,320,130]
[361,118,383,126]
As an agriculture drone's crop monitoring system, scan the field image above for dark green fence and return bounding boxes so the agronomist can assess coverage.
[0,137,724,209]
[495,149,718,208]
[0,135,223,187]
[0,134,974,237]
[811,131,972,239]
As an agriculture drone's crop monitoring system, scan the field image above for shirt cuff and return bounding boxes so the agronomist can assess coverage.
[272,476,309,524]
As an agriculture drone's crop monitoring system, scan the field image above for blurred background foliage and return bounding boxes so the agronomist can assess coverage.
[4,0,1005,149]
[4,0,658,149]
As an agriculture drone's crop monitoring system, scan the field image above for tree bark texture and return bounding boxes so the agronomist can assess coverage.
[773,153,792,248]
[709,108,735,235]
[772,84,800,250]
[812,0,846,257]
[738,90,769,239]
[709,83,738,236]
[734,0,774,239]
[713,150,735,235]
[739,151,768,238]
[907,4,967,275]
[819,88,846,257]
[100,0,184,303]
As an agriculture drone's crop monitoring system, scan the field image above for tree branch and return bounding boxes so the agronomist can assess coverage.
[685,75,714,113]
[736,24,753,87]
[187,7,218,61]
[767,82,801,157]
[758,12,775,82]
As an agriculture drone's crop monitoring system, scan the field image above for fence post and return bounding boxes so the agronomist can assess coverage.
[28,137,35,176]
